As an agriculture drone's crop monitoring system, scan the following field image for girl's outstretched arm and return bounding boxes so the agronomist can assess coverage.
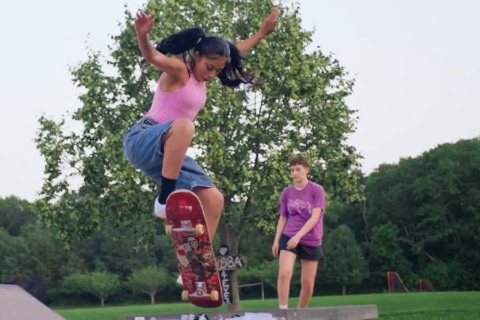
[236,7,280,56]
[135,11,186,79]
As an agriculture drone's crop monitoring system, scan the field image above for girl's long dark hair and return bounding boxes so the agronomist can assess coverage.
[155,27,252,87]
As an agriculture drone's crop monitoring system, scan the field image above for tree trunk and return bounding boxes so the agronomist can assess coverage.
[342,284,346,296]
[230,269,240,311]
[150,293,155,304]
[101,297,105,307]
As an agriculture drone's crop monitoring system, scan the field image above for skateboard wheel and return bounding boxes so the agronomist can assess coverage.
[210,289,219,301]
[181,290,189,301]
[195,224,205,236]
[165,224,173,236]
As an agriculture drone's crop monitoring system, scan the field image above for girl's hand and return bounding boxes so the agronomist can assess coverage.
[134,11,155,36]
[259,7,280,37]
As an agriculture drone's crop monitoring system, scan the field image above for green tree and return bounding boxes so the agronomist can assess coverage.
[0,197,84,295]
[35,0,362,310]
[237,260,278,299]
[325,197,368,243]
[74,224,161,278]
[62,272,121,307]
[366,223,411,290]
[128,265,169,304]
[0,196,36,236]
[61,273,88,295]
[365,138,480,290]
[320,225,368,295]
[0,197,37,282]
[20,222,83,289]
[0,228,30,282]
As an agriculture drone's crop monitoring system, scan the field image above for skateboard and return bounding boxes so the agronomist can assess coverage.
[165,189,222,308]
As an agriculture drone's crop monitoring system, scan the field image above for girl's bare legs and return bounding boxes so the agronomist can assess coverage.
[298,259,318,308]
[154,119,195,219]
[162,120,223,286]
[193,187,224,238]
[161,119,195,179]
[161,119,224,238]
[277,250,297,308]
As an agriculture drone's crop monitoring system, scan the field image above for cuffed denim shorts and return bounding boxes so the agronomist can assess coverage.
[122,118,213,190]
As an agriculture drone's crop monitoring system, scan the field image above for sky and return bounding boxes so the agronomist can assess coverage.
[1,0,479,201]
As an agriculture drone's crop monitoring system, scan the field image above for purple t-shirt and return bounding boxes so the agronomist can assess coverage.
[279,181,326,246]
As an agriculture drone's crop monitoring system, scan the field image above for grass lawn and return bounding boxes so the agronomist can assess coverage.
[55,291,480,320]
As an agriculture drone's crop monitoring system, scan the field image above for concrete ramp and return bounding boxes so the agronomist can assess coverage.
[0,284,65,320]
[126,304,378,320]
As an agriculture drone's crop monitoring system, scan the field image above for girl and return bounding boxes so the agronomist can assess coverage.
[123,9,279,242]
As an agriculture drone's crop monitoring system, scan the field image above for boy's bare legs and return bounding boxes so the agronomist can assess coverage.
[277,250,297,308]
[193,187,224,238]
[298,259,318,308]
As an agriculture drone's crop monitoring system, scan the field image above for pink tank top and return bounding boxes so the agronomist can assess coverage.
[144,73,207,123]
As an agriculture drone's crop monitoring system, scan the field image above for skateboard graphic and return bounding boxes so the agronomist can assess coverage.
[165,190,222,308]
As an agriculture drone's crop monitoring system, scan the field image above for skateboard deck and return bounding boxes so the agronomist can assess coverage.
[165,189,222,308]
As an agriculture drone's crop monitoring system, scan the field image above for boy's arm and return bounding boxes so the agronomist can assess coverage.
[236,7,280,56]
[287,208,322,249]
[272,215,287,257]
[273,215,287,244]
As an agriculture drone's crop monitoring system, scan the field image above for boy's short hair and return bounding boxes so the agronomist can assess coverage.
[289,154,310,169]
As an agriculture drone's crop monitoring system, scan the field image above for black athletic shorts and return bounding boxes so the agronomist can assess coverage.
[279,234,323,261]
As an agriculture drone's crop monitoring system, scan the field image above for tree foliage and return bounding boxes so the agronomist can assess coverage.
[73,224,162,278]
[320,224,368,295]
[0,196,36,236]
[127,265,169,304]
[34,0,360,243]
[2,138,480,304]
[19,222,83,288]
[364,138,480,290]
[0,228,30,282]
[62,272,121,307]
[0,196,82,289]
[366,223,411,289]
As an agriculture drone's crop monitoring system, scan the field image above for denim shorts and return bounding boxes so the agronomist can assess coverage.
[123,118,213,190]
[279,234,323,261]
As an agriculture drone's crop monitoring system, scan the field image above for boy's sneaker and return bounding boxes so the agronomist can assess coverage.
[154,198,166,219]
